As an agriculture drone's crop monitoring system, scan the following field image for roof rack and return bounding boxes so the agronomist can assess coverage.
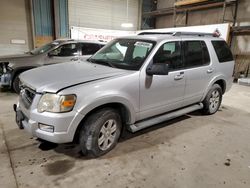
[138,31,219,37]
[138,32,174,35]
[172,32,218,37]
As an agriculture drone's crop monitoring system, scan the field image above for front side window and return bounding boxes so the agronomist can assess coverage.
[212,40,233,63]
[153,41,183,71]
[89,39,155,70]
[50,43,78,57]
[183,40,210,68]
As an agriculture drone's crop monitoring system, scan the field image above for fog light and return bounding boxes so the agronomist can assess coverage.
[38,123,54,133]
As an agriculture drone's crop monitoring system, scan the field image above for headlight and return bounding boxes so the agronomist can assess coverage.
[37,93,76,113]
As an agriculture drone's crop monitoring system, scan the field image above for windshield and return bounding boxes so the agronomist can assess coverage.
[89,39,156,70]
[30,41,61,55]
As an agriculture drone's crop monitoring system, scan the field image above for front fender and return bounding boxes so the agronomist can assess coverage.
[77,95,137,124]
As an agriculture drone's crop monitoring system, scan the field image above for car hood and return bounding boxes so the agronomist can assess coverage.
[0,53,33,62]
[20,61,131,93]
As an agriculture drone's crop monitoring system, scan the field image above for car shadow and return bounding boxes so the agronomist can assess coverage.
[0,87,13,93]
[38,114,201,159]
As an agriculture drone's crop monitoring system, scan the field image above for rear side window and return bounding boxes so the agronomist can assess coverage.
[183,41,210,68]
[81,43,102,55]
[212,41,233,63]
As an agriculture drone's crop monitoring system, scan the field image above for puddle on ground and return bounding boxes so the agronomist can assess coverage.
[44,159,75,176]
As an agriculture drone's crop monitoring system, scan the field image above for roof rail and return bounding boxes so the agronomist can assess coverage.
[138,31,219,37]
[138,32,174,35]
[172,32,218,37]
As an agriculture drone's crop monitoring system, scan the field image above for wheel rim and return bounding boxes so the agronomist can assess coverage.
[209,90,220,112]
[98,119,117,151]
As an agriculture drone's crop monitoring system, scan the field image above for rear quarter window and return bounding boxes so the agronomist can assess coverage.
[212,41,233,63]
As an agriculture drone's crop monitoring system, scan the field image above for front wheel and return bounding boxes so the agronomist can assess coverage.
[202,84,223,115]
[13,74,21,94]
[79,108,122,157]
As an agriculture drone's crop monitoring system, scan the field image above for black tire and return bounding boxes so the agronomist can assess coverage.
[79,108,122,157]
[13,74,21,94]
[202,84,223,115]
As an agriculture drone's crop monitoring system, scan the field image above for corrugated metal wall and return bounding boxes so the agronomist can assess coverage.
[0,0,32,55]
[32,0,54,47]
[68,0,140,31]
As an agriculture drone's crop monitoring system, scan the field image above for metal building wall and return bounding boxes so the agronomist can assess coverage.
[0,0,33,55]
[68,0,140,31]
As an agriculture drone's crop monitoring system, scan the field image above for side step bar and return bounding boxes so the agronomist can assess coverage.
[128,103,203,133]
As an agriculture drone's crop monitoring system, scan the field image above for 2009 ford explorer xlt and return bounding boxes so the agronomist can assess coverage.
[14,32,234,157]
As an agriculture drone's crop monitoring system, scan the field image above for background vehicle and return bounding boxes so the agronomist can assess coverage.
[0,39,105,93]
[14,32,234,157]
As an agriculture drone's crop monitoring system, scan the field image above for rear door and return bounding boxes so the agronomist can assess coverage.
[182,40,214,106]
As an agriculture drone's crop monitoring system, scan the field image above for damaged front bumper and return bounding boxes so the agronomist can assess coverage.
[0,62,12,87]
[0,72,11,87]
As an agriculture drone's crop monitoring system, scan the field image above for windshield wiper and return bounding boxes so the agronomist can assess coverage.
[88,59,116,68]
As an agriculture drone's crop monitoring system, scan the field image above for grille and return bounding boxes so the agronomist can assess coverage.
[20,87,36,109]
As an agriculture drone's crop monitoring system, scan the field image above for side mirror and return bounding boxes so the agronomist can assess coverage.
[146,63,169,76]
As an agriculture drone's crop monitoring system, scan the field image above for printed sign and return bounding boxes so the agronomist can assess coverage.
[70,27,136,42]
[70,23,231,42]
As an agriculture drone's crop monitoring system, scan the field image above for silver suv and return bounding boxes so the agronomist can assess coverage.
[0,39,105,93]
[14,32,234,157]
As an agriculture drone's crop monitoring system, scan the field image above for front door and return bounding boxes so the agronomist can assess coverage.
[139,41,186,120]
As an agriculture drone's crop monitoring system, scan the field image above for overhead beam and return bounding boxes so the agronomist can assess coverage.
[143,1,236,18]
[174,0,209,7]
[232,26,250,35]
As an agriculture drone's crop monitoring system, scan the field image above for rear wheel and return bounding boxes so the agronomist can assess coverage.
[79,108,122,157]
[13,74,21,94]
[202,84,222,115]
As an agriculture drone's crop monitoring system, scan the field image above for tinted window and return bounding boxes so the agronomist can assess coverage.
[212,41,233,63]
[153,41,183,71]
[184,41,210,68]
[81,43,102,55]
[50,43,78,57]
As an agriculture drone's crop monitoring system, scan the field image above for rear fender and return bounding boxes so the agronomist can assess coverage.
[201,75,227,101]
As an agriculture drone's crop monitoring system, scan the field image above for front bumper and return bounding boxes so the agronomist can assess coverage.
[14,98,85,144]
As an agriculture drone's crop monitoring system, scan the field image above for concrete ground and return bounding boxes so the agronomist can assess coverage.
[0,84,250,188]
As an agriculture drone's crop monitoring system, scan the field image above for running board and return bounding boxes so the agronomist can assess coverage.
[128,103,203,133]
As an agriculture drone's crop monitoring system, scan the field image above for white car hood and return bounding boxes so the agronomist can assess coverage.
[20,61,130,93]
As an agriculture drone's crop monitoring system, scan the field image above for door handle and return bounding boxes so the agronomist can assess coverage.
[174,72,184,80]
[207,68,214,74]
[70,57,79,61]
